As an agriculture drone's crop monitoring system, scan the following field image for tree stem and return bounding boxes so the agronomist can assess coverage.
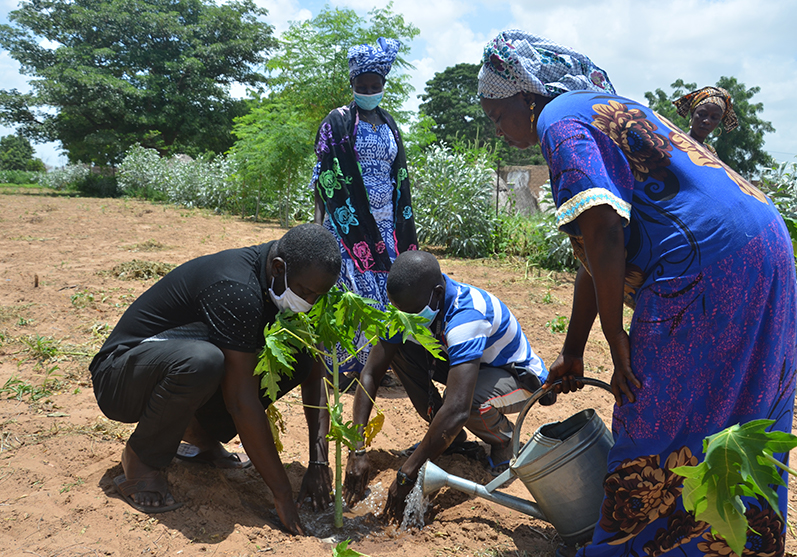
[333,351,343,529]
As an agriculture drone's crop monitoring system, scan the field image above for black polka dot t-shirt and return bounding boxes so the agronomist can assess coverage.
[89,242,277,373]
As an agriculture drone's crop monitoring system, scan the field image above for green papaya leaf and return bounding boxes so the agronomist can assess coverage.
[671,420,797,556]
[327,401,362,451]
[384,307,445,360]
[332,539,368,557]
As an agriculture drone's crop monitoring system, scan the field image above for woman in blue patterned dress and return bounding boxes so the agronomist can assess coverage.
[311,38,417,376]
[478,30,796,557]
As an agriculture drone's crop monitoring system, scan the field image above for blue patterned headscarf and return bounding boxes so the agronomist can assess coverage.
[348,37,400,80]
[478,30,615,99]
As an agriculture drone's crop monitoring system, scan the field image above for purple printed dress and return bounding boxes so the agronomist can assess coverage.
[311,120,401,373]
[538,91,797,557]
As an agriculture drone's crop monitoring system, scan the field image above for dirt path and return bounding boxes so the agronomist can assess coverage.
[0,192,794,557]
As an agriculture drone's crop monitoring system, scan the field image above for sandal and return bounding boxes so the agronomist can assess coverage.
[175,442,252,469]
[555,544,578,557]
[486,454,511,476]
[114,473,183,514]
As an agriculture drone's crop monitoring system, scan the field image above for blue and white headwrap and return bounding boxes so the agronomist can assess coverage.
[478,30,615,99]
[348,37,400,80]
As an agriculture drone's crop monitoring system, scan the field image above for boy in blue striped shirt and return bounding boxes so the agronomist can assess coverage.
[343,250,552,521]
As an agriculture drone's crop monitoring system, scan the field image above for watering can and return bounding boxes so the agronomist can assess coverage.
[419,378,614,547]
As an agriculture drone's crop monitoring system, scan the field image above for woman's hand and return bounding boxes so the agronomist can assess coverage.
[606,329,640,406]
[545,352,585,394]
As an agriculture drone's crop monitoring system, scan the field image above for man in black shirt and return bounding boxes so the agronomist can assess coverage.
[89,224,341,535]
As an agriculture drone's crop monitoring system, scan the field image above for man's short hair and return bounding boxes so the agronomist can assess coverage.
[387,250,441,305]
[276,223,341,276]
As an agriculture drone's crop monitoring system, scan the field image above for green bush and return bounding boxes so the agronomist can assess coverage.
[37,164,91,190]
[0,169,42,185]
[118,145,237,211]
[760,161,797,259]
[492,187,578,271]
[411,144,497,258]
[74,173,121,197]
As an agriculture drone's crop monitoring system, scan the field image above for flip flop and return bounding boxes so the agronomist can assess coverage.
[486,454,511,477]
[114,474,183,514]
[175,442,252,469]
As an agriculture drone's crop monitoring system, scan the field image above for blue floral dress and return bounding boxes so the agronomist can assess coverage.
[538,91,797,557]
[313,122,400,373]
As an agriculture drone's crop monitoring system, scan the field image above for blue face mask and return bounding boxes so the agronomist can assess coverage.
[353,92,383,111]
[416,291,440,329]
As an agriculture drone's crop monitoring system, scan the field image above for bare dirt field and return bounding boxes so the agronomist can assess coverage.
[0,190,795,557]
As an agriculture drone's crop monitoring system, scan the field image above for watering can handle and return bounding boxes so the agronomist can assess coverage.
[512,377,613,459]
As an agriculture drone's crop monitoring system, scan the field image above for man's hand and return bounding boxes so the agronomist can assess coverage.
[343,452,371,506]
[383,477,414,524]
[545,352,585,394]
[274,489,305,535]
[297,462,332,512]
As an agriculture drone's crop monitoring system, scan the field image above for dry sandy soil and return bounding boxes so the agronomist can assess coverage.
[0,190,794,557]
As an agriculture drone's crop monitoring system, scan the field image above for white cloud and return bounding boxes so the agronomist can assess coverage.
[250,0,311,34]
[504,0,797,160]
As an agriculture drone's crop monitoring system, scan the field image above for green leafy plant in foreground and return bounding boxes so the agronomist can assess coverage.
[256,286,443,528]
[545,315,569,334]
[333,539,368,557]
[672,420,797,556]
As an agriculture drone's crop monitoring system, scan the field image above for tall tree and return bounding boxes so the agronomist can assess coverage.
[266,3,419,125]
[228,4,419,225]
[0,0,276,166]
[418,62,544,166]
[0,133,43,170]
[644,77,774,177]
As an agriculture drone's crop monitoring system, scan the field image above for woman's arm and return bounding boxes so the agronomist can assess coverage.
[576,204,640,406]
[313,188,325,225]
[545,265,598,394]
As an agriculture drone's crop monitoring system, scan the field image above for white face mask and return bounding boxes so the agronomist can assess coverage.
[269,271,313,314]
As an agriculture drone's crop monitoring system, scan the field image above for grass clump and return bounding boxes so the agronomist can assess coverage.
[109,260,175,280]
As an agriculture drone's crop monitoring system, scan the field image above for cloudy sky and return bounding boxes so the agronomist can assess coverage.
[2,0,796,168]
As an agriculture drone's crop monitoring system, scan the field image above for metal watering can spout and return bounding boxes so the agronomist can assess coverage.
[419,461,548,521]
[417,378,615,548]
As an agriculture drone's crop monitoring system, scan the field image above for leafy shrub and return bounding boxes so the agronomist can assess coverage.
[411,143,497,257]
[492,186,577,271]
[0,169,42,185]
[761,161,797,217]
[74,173,120,197]
[760,161,797,259]
[116,145,166,200]
[37,164,90,190]
[118,145,237,211]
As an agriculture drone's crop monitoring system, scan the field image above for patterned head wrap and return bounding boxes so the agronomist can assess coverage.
[673,87,738,132]
[347,37,400,80]
[478,30,615,99]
